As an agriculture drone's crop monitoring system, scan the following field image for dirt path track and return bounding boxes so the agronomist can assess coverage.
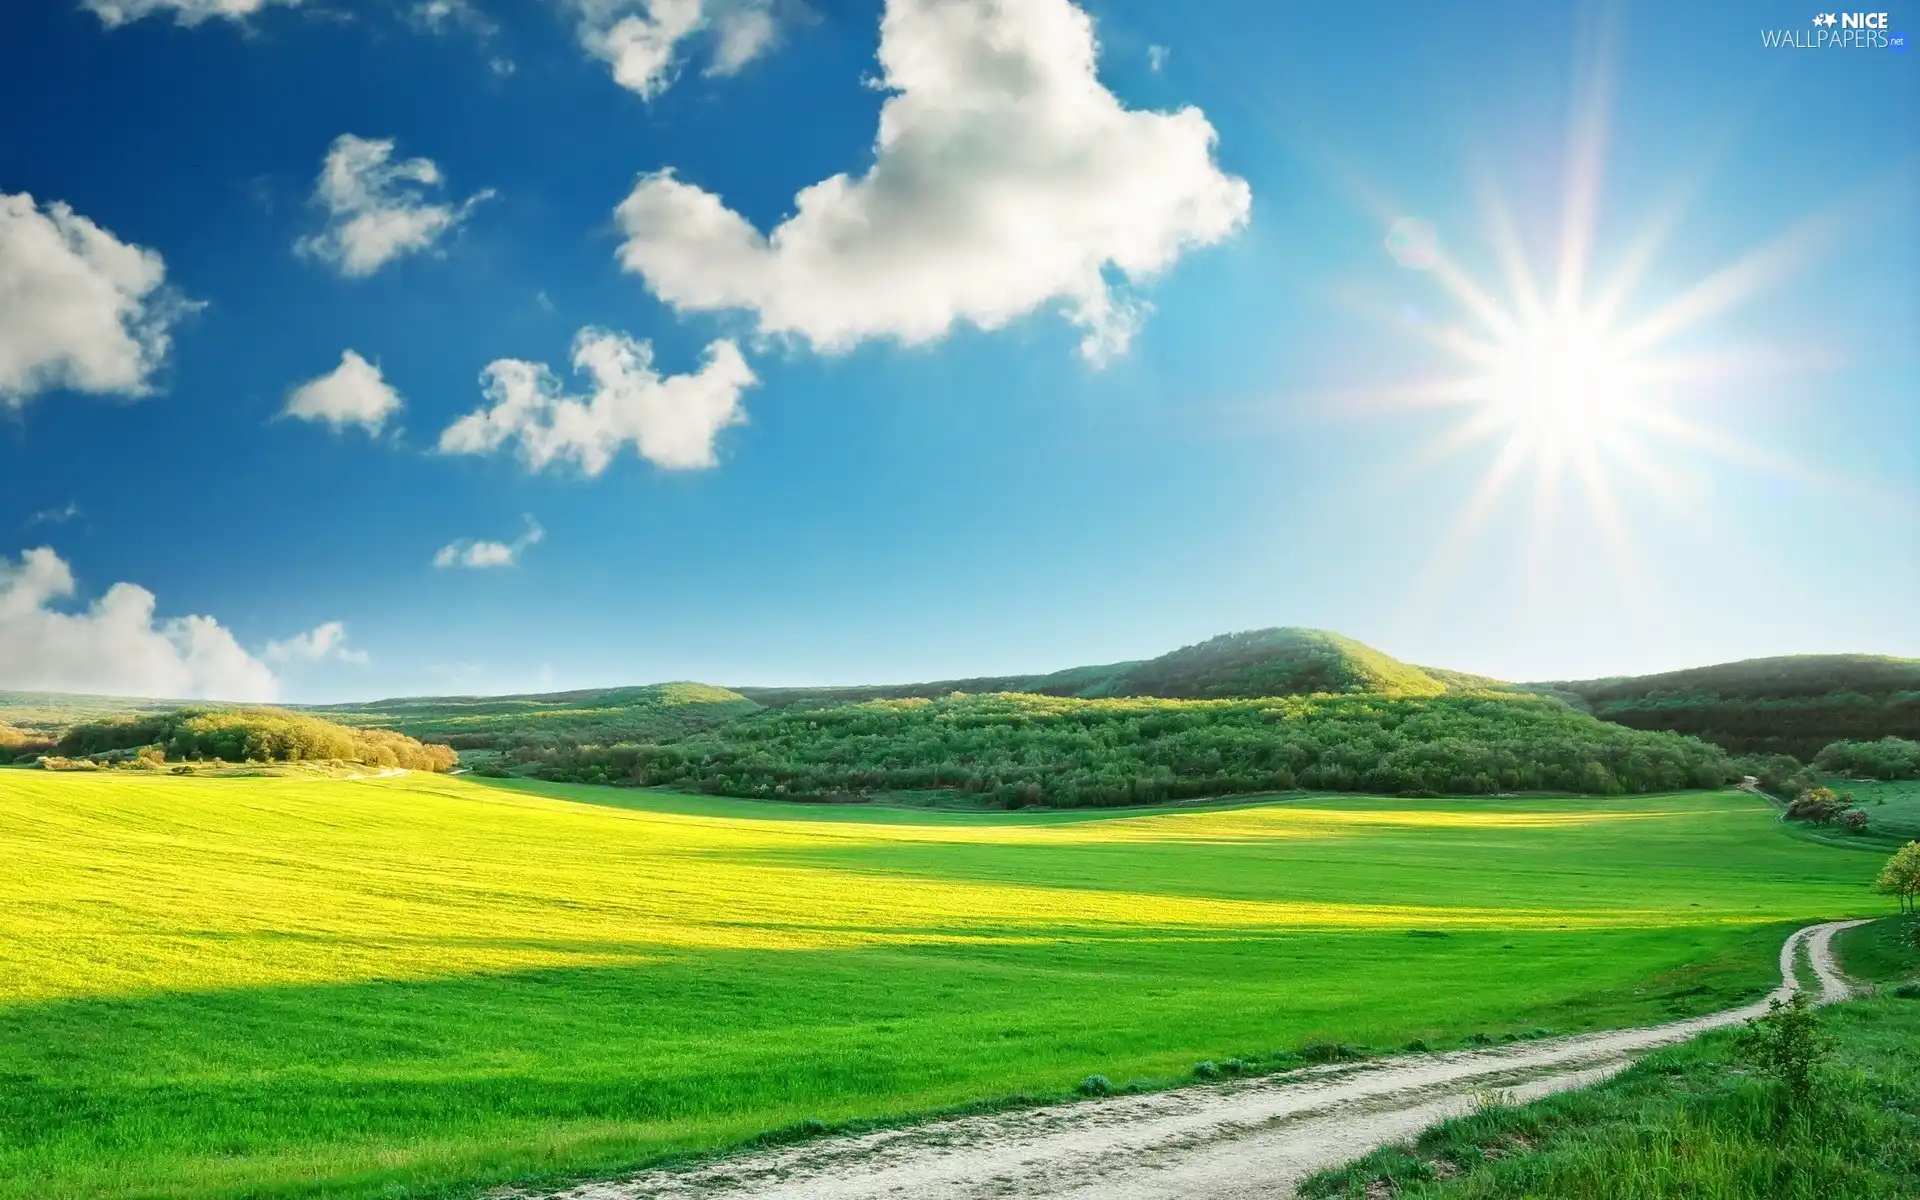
[519,920,1867,1200]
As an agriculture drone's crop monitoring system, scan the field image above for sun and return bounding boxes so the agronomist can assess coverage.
[1488,311,1633,457]
[1350,23,1840,609]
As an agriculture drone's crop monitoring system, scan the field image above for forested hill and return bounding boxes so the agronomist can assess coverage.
[1543,654,1920,759]
[739,628,1451,707]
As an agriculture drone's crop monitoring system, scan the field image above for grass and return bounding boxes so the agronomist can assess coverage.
[1840,778,1920,845]
[0,773,1883,1198]
[1837,915,1920,989]
[1301,917,1920,1199]
[1768,777,1920,851]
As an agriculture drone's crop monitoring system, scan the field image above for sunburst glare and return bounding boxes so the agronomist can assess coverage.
[1361,22,1854,611]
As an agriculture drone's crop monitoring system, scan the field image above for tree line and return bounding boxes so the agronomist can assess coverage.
[481,691,1739,806]
[47,708,457,772]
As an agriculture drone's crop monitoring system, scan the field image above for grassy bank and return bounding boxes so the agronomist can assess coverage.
[0,772,1878,1198]
[1303,917,1920,1199]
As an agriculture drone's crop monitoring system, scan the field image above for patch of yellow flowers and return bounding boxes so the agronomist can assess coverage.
[0,773,1745,1004]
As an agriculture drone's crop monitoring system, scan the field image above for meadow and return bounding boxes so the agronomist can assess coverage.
[0,771,1885,1198]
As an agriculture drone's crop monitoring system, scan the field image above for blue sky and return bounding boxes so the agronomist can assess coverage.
[1,0,1914,702]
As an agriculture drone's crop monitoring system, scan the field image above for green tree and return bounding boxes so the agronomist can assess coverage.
[1876,842,1920,915]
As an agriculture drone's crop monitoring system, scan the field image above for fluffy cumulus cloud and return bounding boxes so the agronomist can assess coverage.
[82,0,301,27]
[438,330,754,475]
[0,547,278,701]
[612,0,1251,363]
[433,515,544,569]
[573,0,779,99]
[296,135,491,278]
[282,350,403,435]
[263,620,369,665]
[1,192,192,406]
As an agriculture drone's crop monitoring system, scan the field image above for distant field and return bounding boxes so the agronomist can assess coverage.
[1840,777,1920,844]
[0,773,1884,1199]
[1769,776,1920,851]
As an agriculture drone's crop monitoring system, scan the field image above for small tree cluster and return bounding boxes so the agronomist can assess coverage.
[1877,842,1920,916]
[1815,736,1920,781]
[1785,786,1867,831]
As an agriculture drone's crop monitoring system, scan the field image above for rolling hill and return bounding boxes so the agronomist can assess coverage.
[307,681,762,749]
[16,631,1920,804]
[1542,654,1920,759]
[738,628,1450,707]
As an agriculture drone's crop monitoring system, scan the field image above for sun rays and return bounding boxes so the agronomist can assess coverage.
[1346,10,1867,614]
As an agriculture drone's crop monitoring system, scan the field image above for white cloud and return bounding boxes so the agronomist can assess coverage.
[438,330,754,475]
[710,4,777,74]
[0,547,279,701]
[1,192,193,406]
[433,515,544,569]
[82,0,301,27]
[26,503,83,527]
[612,0,1250,364]
[573,0,779,99]
[1147,44,1168,72]
[263,620,369,666]
[295,135,491,278]
[282,350,403,435]
[408,0,492,35]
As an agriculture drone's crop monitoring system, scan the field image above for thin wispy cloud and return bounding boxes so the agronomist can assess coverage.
[434,514,545,569]
[25,502,83,527]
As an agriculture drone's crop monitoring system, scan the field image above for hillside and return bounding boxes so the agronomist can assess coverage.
[740,628,1450,707]
[1545,654,1920,759]
[0,690,181,739]
[307,682,762,750]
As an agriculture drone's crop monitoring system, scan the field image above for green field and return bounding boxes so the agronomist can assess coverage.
[0,772,1886,1198]
[1306,920,1920,1199]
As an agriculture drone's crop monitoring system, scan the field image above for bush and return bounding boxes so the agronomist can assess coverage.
[1301,1042,1364,1063]
[1735,991,1832,1109]
[1077,1075,1112,1096]
[1785,786,1865,827]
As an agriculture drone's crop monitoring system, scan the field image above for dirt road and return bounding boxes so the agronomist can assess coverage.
[519,920,1867,1200]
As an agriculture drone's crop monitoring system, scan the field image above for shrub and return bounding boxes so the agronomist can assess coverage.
[1735,991,1832,1109]
[1301,1042,1364,1063]
[1192,1061,1220,1079]
[1077,1075,1112,1096]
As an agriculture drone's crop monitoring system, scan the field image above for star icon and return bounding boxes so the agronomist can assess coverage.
[1815,12,1838,26]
